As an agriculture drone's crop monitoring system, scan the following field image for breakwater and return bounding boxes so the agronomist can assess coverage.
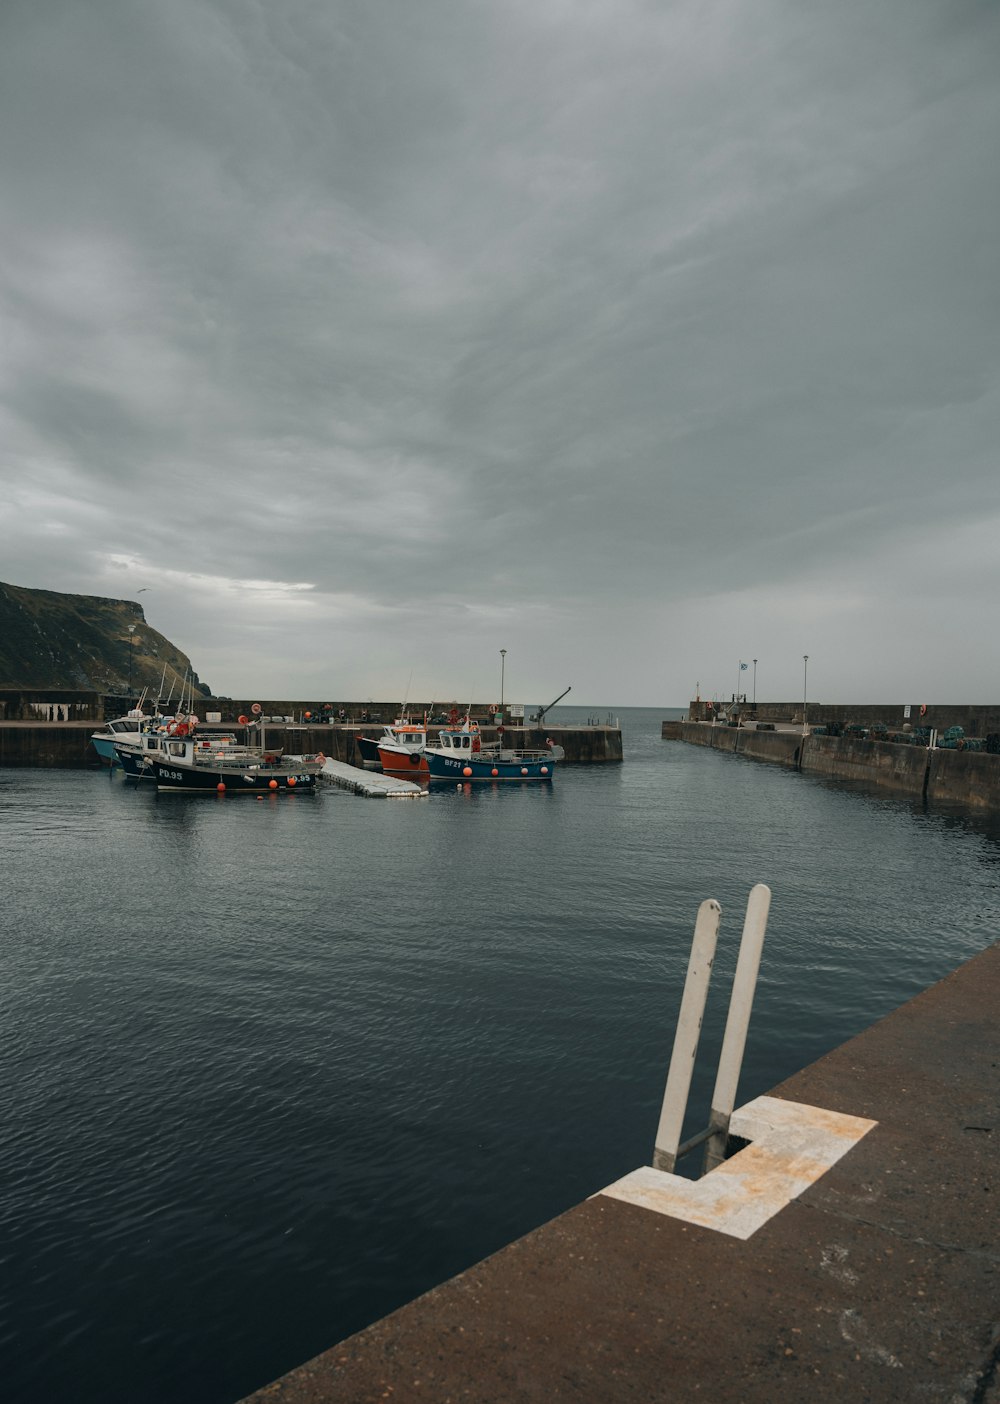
[664,719,1000,814]
[0,721,622,768]
[688,698,1000,734]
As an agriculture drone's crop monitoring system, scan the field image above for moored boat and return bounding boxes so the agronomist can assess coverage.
[90,709,152,765]
[377,722,430,776]
[422,718,560,782]
[355,732,385,766]
[114,725,241,780]
[150,735,325,793]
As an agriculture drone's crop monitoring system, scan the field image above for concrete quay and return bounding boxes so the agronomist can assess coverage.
[664,719,1000,816]
[240,941,999,1404]
[0,722,622,769]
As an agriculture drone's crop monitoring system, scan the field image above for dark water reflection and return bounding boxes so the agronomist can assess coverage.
[2,709,998,1402]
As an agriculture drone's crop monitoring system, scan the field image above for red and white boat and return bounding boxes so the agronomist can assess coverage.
[376,720,430,776]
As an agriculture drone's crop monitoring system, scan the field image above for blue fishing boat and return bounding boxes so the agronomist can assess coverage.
[90,708,152,764]
[422,718,561,782]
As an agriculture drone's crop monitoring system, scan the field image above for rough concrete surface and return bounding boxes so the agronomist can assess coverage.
[241,943,1000,1404]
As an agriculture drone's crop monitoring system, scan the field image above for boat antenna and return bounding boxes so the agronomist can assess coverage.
[155,663,168,713]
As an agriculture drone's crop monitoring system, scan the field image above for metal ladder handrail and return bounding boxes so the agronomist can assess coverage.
[652,883,772,1176]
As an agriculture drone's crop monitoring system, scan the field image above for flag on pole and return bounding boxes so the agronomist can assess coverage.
[740,662,748,670]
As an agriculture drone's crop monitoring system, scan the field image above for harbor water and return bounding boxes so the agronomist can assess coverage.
[2,707,998,1404]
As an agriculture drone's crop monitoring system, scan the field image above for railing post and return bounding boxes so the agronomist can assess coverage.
[703,883,771,1172]
[653,899,722,1172]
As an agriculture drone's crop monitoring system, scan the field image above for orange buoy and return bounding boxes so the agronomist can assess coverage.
[541,766,549,775]
[269,778,278,789]
[288,776,297,787]
[463,766,473,776]
[491,767,498,776]
[216,781,226,793]
[521,767,528,775]
[304,711,312,719]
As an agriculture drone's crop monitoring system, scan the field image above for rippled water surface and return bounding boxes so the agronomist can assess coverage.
[3,708,999,1402]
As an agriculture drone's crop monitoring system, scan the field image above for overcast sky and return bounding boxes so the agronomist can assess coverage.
[2,0,997,706]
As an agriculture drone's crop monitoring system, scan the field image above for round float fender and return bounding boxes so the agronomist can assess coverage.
[408,752,421,766]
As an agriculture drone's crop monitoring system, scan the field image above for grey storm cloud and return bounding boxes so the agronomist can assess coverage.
[1,0,998,702]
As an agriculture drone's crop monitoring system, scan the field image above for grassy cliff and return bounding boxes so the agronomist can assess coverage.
[0,581,211,697]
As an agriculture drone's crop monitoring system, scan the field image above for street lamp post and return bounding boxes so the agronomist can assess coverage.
[752,658,758,709]
[803,655,809,734]
[128,624,137,697]
[500,649,507,718]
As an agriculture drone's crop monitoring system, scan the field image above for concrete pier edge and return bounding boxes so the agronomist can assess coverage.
[239,939,1000,1403]
[0,721,622,769]
[663,718,1000,816]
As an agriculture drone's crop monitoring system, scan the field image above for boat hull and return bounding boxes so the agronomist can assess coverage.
[114,744,154,778]
[90,734,119,765]
[377,745,429,776]
[355,735,382,766]
[424,752,555,782]
[152,761,317,793]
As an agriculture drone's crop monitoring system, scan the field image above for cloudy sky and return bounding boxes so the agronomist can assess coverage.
[2,0,997,706]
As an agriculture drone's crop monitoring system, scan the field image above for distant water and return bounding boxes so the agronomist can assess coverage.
[2,707,998,1403]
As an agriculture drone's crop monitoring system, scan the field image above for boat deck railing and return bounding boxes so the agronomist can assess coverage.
[187,750,325,771]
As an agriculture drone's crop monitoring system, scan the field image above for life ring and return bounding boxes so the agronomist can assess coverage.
[174,722,189,738]
[919,704,927,716]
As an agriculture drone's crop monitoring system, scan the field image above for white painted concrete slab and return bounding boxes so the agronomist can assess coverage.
[600,1095,877,1240]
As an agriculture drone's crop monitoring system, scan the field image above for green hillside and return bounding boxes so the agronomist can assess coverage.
[0,581,211,697]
